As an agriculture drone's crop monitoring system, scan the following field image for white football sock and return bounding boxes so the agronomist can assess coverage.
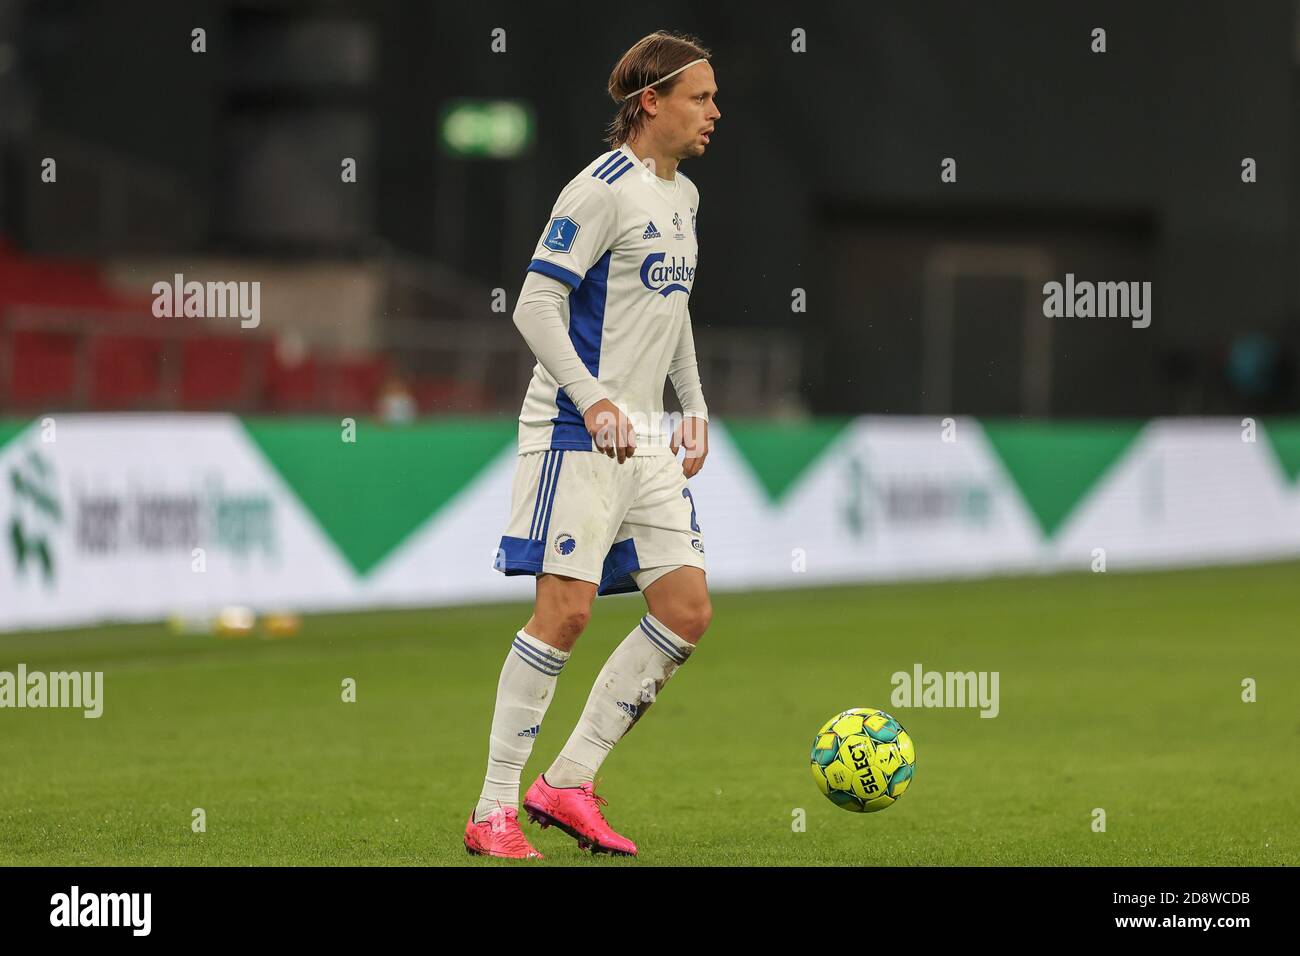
[474,629,570,822]
[547,613,694,787]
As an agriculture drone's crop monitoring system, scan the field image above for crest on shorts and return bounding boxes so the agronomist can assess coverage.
[554,533,577,556]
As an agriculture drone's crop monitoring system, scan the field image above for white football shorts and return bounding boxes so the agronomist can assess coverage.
[494,449,706,595]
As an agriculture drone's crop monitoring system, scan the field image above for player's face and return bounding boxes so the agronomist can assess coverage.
[665,62,720,158]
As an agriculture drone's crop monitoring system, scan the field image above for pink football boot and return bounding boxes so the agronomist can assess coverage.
[464,806,544,859]
[523,774,638,856]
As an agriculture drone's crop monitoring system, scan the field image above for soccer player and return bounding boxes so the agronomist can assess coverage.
[464,31,721,859]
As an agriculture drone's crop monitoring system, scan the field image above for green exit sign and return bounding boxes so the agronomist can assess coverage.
[439,100,535,158]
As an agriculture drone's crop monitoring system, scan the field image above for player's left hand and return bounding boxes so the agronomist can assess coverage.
[671,416,709,478]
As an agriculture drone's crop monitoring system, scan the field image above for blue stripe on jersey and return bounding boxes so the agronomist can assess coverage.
[591,151,623,179]
[598,157,633,182]
[551,390,591,449]
[594,156,627,181]
[605,158,635,184]
[550,249,611,450]
[527,258,582,291]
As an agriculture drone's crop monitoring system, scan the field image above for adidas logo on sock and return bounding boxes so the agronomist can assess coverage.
[616,700,639,718]
[517,724,540,738]
[642,220,661,239]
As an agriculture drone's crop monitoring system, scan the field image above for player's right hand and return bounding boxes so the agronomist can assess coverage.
[584,399,636,463]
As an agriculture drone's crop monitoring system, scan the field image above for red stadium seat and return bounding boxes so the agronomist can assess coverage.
[265,350,319,411]
[9,330,79,406]
[180,336,248,410]
[90,335,163,409]
[329,356,389,413]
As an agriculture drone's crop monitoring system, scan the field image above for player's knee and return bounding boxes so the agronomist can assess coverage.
[666,598,712,644]
[558,604,591,641]
[527,596,591,648]
[541,591,591,641]
[690,599,713,642]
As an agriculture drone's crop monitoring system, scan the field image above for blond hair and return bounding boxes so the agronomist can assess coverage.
[605,31,711,148]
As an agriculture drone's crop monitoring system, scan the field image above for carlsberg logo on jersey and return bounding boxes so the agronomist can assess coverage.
[640,253,695,296]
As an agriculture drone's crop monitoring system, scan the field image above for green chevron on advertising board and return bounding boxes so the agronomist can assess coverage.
[1262,419,1300,484]
[980,421,1144,538]
[723,418,853,503]
[241,418,516,575]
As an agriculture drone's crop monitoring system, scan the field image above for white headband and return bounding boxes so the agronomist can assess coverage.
[622,58,709,101]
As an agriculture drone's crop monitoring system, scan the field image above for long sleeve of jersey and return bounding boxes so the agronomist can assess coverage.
[512,269,610,415]
[669,307,709,421]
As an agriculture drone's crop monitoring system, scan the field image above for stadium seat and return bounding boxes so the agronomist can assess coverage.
[9,330,79,406]
[329,356,389,413]
[90,335,164,409]
[265,350,319,411]
[180,336,249,410]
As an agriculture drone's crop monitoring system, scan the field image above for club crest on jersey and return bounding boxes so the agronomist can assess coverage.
[690,206,696,238]
[639,253,695,297]
[543,217,580,253]
[554,533,577,556]
[642,220,661,239]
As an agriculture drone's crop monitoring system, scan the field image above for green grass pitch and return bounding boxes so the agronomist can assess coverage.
[1,561,1297,866]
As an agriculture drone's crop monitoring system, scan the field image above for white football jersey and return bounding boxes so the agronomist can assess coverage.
[517,141,701,455]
